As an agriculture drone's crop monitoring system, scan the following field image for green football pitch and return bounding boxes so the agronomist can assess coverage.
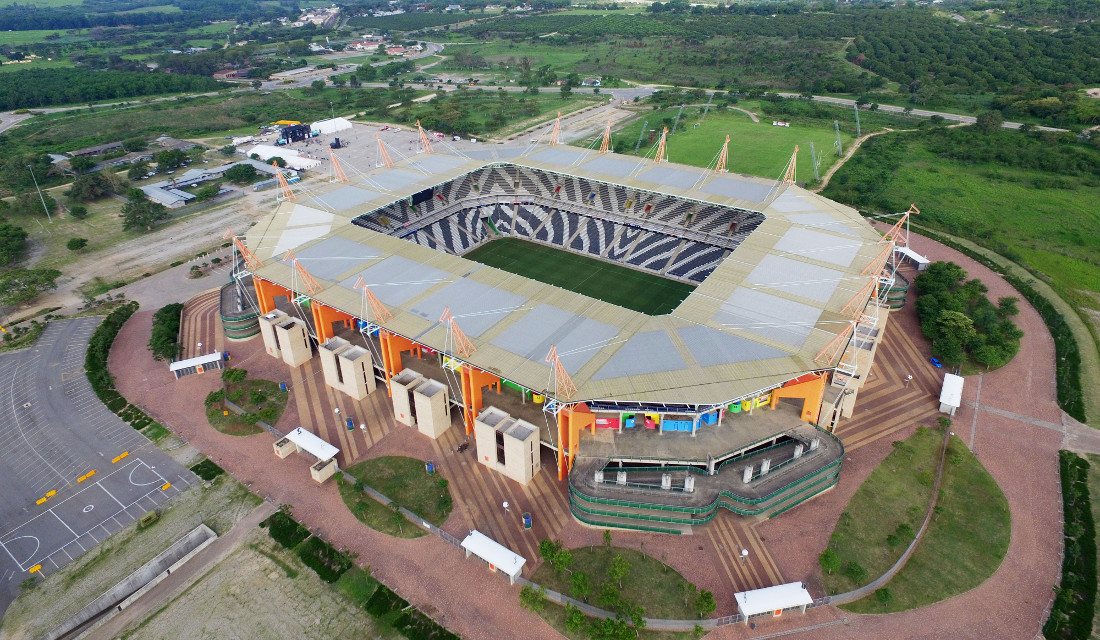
[463,238,695,315]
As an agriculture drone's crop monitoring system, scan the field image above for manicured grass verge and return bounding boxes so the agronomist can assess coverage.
[340,456,453,530]
[1044,451,1096,639]
[337,475,426,539]
[532,547,699,620]
[823,425,942,595]
[464,238,695,315]
[841,433,1009,612]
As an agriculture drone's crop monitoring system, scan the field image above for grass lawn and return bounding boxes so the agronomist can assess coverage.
[464,238,695,315]
[340,456,453,533]
[530,545,702,638]
[536,601,692,640]
[336,475,426,539]
[207,379,286,436]
[608,107,853,182]
[826,426,1010,612]
[823,425,943,595]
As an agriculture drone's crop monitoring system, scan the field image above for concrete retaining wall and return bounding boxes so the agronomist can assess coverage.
[43,524,217,640]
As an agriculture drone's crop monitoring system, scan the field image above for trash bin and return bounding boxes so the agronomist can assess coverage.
[426,461,435,475]
[279,382,287,392]
[522,512,532,529]
[346,419,354,430]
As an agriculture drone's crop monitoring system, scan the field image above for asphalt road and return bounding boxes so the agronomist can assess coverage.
[0,318,195,620]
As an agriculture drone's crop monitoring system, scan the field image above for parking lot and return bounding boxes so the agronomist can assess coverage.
[0,318,194,609]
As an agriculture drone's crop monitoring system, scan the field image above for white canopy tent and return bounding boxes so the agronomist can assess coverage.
[939,373,964,416]
[284,426,339,462]
[460,530,526,584]
[311,117,353,135]
[244,144,321,171]
[734,582,813,623]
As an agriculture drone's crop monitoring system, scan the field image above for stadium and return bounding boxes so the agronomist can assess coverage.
[236,131,899,534]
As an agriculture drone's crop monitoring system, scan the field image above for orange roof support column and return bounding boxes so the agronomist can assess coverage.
[460,366,500,435]
[379,330,419,396]
[769,373,827,424]
[311,301,327,342]
[557,410,569,481]
[253,278,291,314]
[313,304,355,343]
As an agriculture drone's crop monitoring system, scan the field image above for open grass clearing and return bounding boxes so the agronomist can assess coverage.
[823,425,941,595]
[340,456,453,530]
[0,473,261,640]
[464,238,695,315]
[608,106,853,182]
[337,475,427,538]
[532,546,700,620]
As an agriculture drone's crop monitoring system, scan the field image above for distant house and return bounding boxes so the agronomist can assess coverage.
[581,77,601,87]
[445,4,462,10]
[213,68,253,80]
[385,46,406,56]
[68,141,124,157]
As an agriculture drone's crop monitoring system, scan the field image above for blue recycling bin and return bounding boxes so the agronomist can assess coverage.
[279,382,288,392]
[522,512,532,529]
[425,461,435,475]
[346,419,354,430]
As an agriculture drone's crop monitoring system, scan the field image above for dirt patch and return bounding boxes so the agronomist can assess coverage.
[115,529,395,640]
[1086,88,1100,99]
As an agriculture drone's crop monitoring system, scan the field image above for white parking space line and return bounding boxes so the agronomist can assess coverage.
[50,511,79,539]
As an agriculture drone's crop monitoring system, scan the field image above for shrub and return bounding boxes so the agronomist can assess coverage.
[66,237,88,251]
[844,561,868,585]
[204,389,225,407]
[296,536,353,583]
[189,459,224,481]
[262,509,310,549]
[221,367,247,383]
[147,303,184,361]
[1044,451,1096,639]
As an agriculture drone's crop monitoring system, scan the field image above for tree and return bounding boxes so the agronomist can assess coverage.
[975,111,1004,134]
[222,368,248,383]
[519,585,547,613]
[121,137,146,152]
[195,182,221,201]
[69,156,96,174]
[560,83,572,98]
[0,223,29,267]
[224,163,258,184]
[603,529,612,550]
[148,302,184,360]
[607,553,630,590]
[219,145,236,156]
[127,160,151,180]
[66,237,88,251]
[696,589,716,619]
[65,173,112,202]
[121,188,168,231]
[934,310,977,351]
[0,268,61,306]
[564,603,586,633]
[819,548,841,575]
[570,571,591,602]
[271,156,287,168]
[69,204,88,219]
[251,79,263,90]
[875,587,893,609]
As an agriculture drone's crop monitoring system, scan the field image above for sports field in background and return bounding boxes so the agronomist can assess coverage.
[463,238,695,315]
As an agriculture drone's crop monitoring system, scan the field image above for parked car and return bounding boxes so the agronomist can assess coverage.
[929,357,943,368]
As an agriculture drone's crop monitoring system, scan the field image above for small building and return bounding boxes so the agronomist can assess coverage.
[445,4,462,10]
[474,407,541,486]
[734,582,814,624]
[581,77,601,87]
[68,141,123,157]
[258,309,313,367]
[318,337,376,400]
[385,46,406,56]
[460,530,525,584]
[270,66,316,80]
[939,372,964,416]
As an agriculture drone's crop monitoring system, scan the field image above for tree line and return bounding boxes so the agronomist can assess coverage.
[0,68,226,111]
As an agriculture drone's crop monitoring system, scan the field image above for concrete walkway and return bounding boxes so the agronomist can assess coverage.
[85,501,277,640]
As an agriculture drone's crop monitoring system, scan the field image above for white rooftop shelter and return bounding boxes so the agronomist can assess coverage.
[734,582,813,622]
[939,372,964,416]
[284,426,339,461]
[311,117,353,135]
[169,352,224,378]
[245,144,321,171]
[460,530,526,584]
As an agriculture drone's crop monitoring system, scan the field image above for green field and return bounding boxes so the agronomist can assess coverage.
[463,238,695,315]
[608,107,853,182]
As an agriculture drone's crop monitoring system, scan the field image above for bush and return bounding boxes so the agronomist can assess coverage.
[296,536,353,583]
[262,509,310,549]
[147,303,184,361]
[204,389,225,407]
[189,459,224,481]
[222,367,247,383]
[1044,451,1096,639]
[69,204,88,219]
[85,301,138,399]
[364,583,407,617]
[844,561,868,585]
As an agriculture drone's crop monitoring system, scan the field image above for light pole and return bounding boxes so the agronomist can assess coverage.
[740,548,749,565]
[329,101,335,120]
[905,374,913,388]
[26,164,52,223]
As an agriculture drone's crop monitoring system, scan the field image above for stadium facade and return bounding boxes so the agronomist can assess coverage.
[239,143,893,533]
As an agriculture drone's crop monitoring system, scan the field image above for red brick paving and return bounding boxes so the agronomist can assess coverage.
[108,223,1065,639]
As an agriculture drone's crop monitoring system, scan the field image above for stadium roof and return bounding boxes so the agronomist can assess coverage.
[246,145,884,407]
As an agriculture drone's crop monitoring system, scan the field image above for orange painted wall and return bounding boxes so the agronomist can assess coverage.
[769,374,826,424]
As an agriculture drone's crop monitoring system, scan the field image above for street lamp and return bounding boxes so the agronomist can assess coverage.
[329,101,335,120]
[26,164,52,223]
[740,548,749,564]
[905,374,913,388]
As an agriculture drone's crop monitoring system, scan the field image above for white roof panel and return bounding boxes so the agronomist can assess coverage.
[735,582,813,617]
[169,352,224,372]
[285,426,339,461]
[940,373,964,408]
[460,530,526,579]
